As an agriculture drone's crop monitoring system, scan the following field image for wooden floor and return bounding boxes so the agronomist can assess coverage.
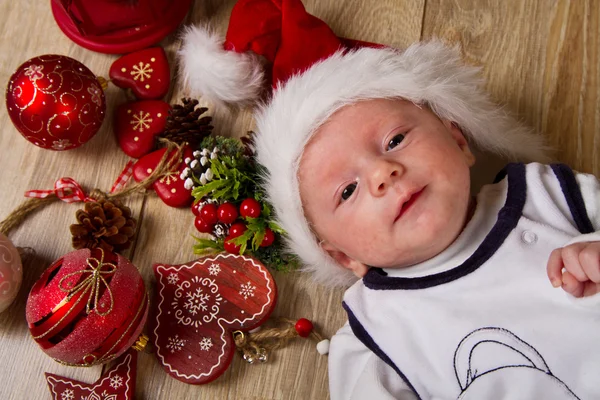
[0,1,597,399]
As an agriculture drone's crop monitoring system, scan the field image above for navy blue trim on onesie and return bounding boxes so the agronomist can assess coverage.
[550,164,594,234]
[363,163,527,290]
[342,301,422,399]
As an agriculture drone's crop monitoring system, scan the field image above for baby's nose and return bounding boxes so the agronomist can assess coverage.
[369,161,403,195]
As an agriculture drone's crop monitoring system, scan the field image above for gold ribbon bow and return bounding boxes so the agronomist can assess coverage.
[59,248,117,316]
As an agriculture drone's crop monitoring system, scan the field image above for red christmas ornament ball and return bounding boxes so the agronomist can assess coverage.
[200,203,219,225]
[228,222,247,238]
[217,202,238,224]
[194,215,214,233]
[191,201,202,216]
[260,228,275,247]
[240,198,261,218]
[295,318,314,338]
[6,55,106,151]
[224,236,242,254]
[25,248,148,366]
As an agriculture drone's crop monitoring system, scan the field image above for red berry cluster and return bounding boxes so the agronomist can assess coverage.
[192,198,275,254]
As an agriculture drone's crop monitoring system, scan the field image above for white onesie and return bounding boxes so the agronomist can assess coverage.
[330,163,600,400]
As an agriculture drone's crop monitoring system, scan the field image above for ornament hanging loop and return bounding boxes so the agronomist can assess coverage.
[233,317,327,363]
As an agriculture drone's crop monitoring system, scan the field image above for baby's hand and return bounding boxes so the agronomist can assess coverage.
[547,242,600,297]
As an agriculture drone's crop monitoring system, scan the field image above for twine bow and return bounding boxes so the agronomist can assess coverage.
[25,177,94,203]
[58,248,117,316]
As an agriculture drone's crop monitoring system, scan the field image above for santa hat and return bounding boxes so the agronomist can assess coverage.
[179,0,549,287]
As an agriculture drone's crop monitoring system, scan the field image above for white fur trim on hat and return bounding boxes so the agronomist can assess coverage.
[178,25,264,105]
[253,41,550,287]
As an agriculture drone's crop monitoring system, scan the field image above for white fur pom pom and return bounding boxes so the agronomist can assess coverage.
[316,339,330,355]
[178,25,265,105]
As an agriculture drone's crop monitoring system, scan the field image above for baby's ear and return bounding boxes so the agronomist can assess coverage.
[320,241,369,278]
[444,120,476,167]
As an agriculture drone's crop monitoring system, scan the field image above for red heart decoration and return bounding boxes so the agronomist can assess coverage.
[110,47,170,100]
[46,349,137,400]
[152,254,277,384]
[132,145,193,207]
[115,100,171,158]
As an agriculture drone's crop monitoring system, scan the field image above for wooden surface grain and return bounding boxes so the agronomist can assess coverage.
[0,1,597,399]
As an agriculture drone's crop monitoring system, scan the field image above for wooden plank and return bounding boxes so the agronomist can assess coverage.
[422,0,599,176]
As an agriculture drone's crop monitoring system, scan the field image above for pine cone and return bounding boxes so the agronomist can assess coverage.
[160,98,213,146]
[70,200,137,253]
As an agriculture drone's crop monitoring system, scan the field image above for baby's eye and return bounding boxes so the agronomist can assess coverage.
[341,183,357,201]
[386,133,406,150]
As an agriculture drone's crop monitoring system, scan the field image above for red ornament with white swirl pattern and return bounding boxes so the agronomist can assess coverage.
[25,248,148,366]
[5,54,105,150]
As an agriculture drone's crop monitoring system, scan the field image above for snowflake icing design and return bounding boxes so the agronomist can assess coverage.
[131,111,152,132]
[239,281,256,300]
[61,389,74,400]
[130,62,153,81]
[109,375,123,389]
[24,64,44,81]
[166,334,185,353]
[208,263,221,276]
[184,287,210,315]
[87,85,102,107]
[167,272,179,285]
[199,337,213,351]
[158,171,178,185]
[52,138,72,150]
[172,276,222,327]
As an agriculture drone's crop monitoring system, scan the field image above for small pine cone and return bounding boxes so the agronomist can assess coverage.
[70,200,137,253]
[160,98,214,147]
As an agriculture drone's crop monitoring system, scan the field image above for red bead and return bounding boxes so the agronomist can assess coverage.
[191,201,202,216]
[217,203,238,224]
[223,236,241,254]
[294,318,313,338]
[260,228,275,247]
[200,204,218,225]
[229,222,247,238]
[240,198,262,218]
[194,216,213,233]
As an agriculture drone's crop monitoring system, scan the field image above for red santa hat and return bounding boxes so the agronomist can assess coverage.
[179,0,549,287]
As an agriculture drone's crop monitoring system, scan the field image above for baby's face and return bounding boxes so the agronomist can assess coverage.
[298,99,475,276]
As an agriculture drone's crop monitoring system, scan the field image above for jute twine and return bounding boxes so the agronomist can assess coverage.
[233,317,324,363]
[0,139,184,236]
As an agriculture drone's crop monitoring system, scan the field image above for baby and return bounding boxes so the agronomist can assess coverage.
[179,0,600,398]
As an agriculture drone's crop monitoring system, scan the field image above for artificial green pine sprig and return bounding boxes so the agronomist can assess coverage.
[190,134,299,272]
[191,155,257,202]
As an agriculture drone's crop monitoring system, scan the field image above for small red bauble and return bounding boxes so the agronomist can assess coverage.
[217,203,238,224]
[260,228,275,247]
[194,216,213,234]
[25,248,148,366]
[228,222,247,238]
[6,55,105,150]
[191,201,202,216]
[200,204,218,225]
[295,318,314,338]
[240,198,261,218]
[223,236,241,254]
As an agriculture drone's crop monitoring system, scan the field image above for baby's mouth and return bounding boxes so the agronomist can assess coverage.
[395,188,425,221]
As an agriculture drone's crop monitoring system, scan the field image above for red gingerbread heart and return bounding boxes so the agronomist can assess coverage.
[132,145,193,207]
[115,100,171,158]
[152,254,277,384]
[110,47,170,100]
